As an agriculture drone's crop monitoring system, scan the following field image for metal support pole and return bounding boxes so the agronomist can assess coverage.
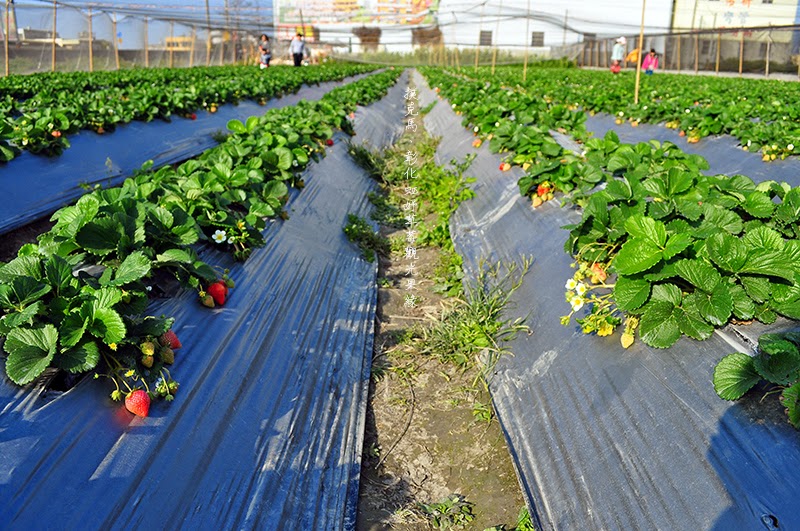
[4,1,10,76]
[523,0,530,81]
[51,0,57,72]
[694,33,698,73]
[715,31,720,73]
[144,17,149,68]
[677,34,681,72]
[491,0,502,75]
[112,13,120,70]
[88,7,93,72]
[169,20,174,68]
[205,0,211,66]
[190,26,196,67]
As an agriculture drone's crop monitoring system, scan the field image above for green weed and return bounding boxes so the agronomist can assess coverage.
[417,494,475,529]
[421,259,531,371]
[343,214,389,263]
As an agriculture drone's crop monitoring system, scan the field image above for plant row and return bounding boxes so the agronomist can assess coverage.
[0,67,401,416]
[422,67,800,427]
[0,63,379,160]
[462,65,800,161]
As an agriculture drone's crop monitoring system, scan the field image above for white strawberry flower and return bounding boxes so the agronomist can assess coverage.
[227,237,234,244]
[495,121,500,127]
[576,283,587,296]
[685,108,691,113]
[474,126,479,132]
[212,230,227,243]
[565,278,578,290]
[772,144,778,150]
[788,144,795,151]
[570,296,585,312]
[747,140,752,147]
[452,103,457,109]
[618,111,624,117]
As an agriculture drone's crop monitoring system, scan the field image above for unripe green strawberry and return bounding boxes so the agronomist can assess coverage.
[200,294,215,308]
[141,354,154,368]
[140,341,156,356]
[160,346,175,365]
[224,277,235,289]
[168,380,179,395]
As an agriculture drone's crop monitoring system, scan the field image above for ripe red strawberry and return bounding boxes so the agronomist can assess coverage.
[159,330,182,350]
[537,183,550,197]
[125,390,151,417]
[207,282,227,306]
[191,113,197,120]
[326,138,334,146]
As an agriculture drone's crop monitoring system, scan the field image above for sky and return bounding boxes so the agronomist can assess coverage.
[12,0,677,49]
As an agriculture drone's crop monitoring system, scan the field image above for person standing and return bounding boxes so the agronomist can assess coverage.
[258,34,271,69]
[289,32,305,67]
[642,48,659,75]
[610,36,626,74]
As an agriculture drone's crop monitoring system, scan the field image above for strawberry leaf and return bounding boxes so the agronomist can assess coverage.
[674,259,721,293]
[613,276,651,311]
[639,301,681,348]
[713,353,761,400]
[56,340,100,373]
[780,383,800,429]
[624,215,666,247]
[613,239,662,275]
[109,251,151,286]
[4,325,58,385]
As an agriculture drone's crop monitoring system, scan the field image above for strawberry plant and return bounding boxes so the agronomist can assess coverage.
[0,66,403,409]
[714,331,800,428]
[0,63,381,159]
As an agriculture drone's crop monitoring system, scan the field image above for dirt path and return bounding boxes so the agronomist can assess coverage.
[353,106,530,530]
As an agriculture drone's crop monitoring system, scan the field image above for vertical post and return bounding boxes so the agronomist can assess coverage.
[112,13,120,70]
[634,0,646,105]
[738,30,743,76]
[765,37,771,77]
[169,20,174,68]
[694,33,699,73]
[205,0,211,66]
[144,17,149,68]
[51,0,57,72]
[491,0,503,75]
[4,1,10,76]
[225,0,234,64]
[563,10,568,46]
[715,31,720,73]
[677,33,681,72]
[663,35,669,70]
[602,40,607,67]
[88,7,93,72]
[475,0,485,72]
[523,0,530,81]
[190,26,196,67]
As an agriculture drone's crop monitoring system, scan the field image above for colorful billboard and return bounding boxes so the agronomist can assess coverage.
[275,0,440,27]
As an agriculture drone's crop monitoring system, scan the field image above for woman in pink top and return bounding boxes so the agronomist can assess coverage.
[642,48,659,75]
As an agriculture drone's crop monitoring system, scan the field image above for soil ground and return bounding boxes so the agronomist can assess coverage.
[356,222,527,530]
